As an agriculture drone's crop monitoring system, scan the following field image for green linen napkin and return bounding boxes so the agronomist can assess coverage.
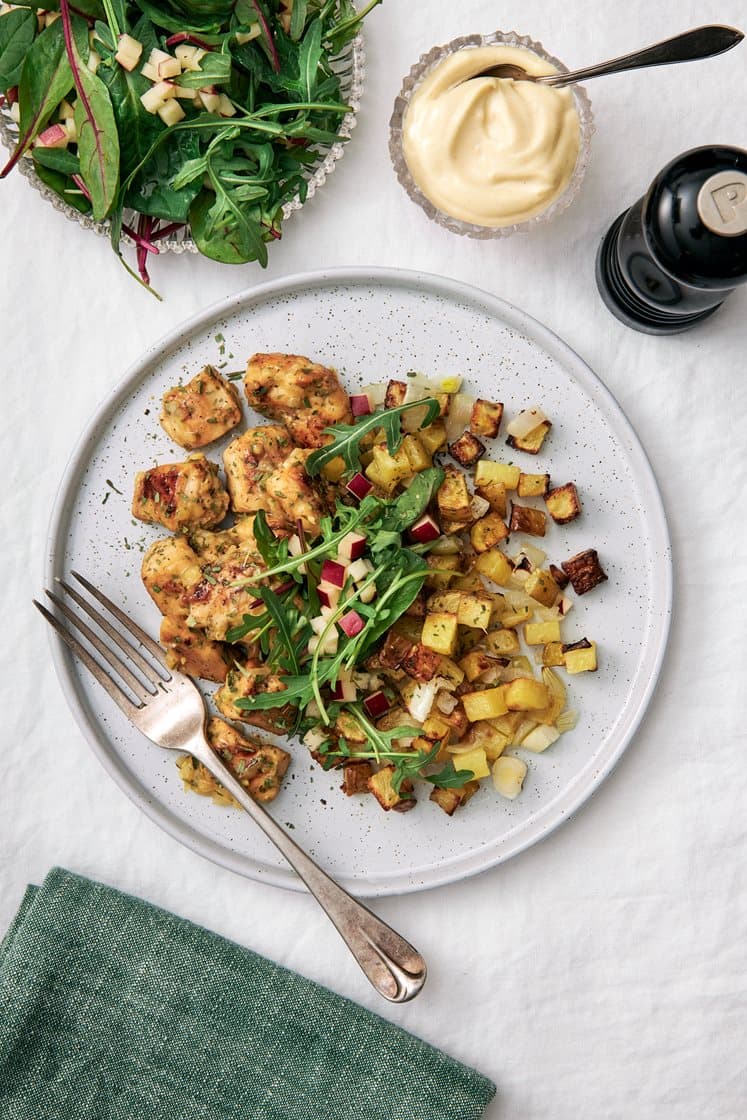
[0,868,495,1119]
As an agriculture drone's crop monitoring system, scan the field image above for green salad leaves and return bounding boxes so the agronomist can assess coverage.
[0,0,381,291]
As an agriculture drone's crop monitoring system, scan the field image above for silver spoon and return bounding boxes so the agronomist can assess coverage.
[477,25,744,87]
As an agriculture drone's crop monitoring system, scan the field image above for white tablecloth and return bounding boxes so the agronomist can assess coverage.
[2,1,746,1116]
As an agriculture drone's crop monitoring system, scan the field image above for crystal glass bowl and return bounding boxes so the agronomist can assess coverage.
[0,33,364,256]
[389,31,595,239]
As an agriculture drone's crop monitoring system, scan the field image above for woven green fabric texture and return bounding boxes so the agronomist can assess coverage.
[0,868,495,1119]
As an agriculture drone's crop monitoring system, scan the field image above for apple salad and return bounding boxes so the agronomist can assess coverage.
[132,355,606,816]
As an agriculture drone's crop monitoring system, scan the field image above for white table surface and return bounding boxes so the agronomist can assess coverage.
[2,1,746,1116]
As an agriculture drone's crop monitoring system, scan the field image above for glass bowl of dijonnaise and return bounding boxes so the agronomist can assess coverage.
[389,31,595,238]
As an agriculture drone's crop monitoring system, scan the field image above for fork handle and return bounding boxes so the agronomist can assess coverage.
[187,735,427,1003]
[540,25,744,87]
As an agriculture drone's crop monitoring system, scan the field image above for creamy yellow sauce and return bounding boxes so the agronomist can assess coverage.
[402,45,581,227]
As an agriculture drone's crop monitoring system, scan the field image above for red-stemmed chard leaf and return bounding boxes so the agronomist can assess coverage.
[59,0,119,221]
[0,22,72,178]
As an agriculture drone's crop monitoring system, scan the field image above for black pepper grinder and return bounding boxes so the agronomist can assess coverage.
[596,145,747,333]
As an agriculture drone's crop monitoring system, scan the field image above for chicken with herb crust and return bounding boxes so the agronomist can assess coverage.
[223,425,327,536]
[133,455,230,531]
[243,353,352,448]
[160,366,242,450]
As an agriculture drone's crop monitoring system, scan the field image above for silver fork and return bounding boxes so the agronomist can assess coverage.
[34,572,427,1003]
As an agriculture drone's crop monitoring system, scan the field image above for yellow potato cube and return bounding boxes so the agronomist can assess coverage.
[524,620,562,646]
[424,553,461,589]
[462,686,508,722]
[436,656,465,687]
[517,472,550,498]
[421,612,459,655]
[321,455,347,483]
[524,568,561,607]
[450,746,490,780]
[501,606,533,629]
[475,460,520,490]
[476,479,507,517]
[459,649,496,683]
[423,714,453,744]
[505,678,550,711]
[451,573,484,592]
[485,628,520,655]
[475,548,513,586]
[427,590,462,614]
[437,467,472,522]
[402,434,432,472]
[457,593,493,630]
[542,641,566,668]
[564,641,598,674]
[470,512,509,553]
[371,443,412,487]
[419,420,448,454]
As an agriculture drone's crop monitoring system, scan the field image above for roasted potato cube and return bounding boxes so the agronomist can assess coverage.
[423,713,454,743]
[525,568,560,607]
[425,552,461,589]
[419,420,448,454]
[341,760,373,795]
[542,641,566,667]
[160,616,227,682]
[160,366,242,450]
[465,720,510,762]
[427,590,463,614]
[379,630,415,670]
[549,563,570,590]
[456,593,493,630]
[474,548,513,587]
[429,781,480,815]
[509,503,547,538]
[485,628,520,655]
[471,512,509,553]
[133,455,229,532]
[501,606,533,629]
[470,399,504,438]
[504,678,549,711]
[384,379,407,408]
[449,430,486,468]
[459,649,497,683]
[561,549,608,595]
[367,443,412,492]
[321,456,346,483]
[462,686,508,722]
[517,472,550,498]
[436,656,465,688]
[421,612,458,656]
[506,420,552,455]
[546,482,582,524]
[449,746,490,780]
[475,461,520,490]
[368,766,414,811]
[206,717,290,803]
[335,712,368,745]
[563,638,598,673]
[437,468,472,523]
[475,480,507,517]
[402,433,432,472]
[401,642,442,682]
[524,620,562,645]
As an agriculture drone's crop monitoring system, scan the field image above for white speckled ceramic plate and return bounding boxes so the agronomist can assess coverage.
[47,268,672,897]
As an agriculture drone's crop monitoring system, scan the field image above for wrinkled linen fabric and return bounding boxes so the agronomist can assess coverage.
[0,869,495,1120]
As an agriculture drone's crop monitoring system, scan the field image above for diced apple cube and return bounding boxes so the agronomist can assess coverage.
[115,33,143,71]
[158,99,186,125]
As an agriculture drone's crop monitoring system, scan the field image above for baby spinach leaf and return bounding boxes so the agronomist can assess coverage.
[33,159,91,213]
[378,467,445,534]
[125,125,201,221]
[32,146,80,173]
[0,8,36,89]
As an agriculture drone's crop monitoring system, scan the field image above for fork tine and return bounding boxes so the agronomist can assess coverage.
[56,577,165,688]
[70,570,171,672]
[34,599,142,721]
[44,590,156,704]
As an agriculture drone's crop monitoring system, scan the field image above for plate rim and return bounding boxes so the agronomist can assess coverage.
[45,266,673,897]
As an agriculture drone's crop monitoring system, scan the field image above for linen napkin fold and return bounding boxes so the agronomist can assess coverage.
[0,868,495,1120]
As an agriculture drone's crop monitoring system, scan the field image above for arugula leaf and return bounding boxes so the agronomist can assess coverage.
[0,8,36,89]
[378,467,445,534]
[251,509,290,569]
[175,52,233,89]
[424,766,476,790]
[305,398,441,477]
[289,0,307,41]
[255,586,307,676]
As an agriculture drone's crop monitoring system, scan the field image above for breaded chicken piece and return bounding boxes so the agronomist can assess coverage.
[160,366,242,450]
[178,718,290,805]
[243,353,352,448]
[223,425,327,536]
[188,516,262,568]
[142,534,264,643]
[133,454,229,532]
[215,664,294,736]
[159,616,228,682]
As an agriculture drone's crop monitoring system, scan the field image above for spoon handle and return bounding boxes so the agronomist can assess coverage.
[540,25,744,87]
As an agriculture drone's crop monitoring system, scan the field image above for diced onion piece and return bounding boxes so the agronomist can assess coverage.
[429,534,461,554]
[303,727,327,750]
[542,667,566,707]
[444,393,473,441]
[519,541,547,569]
[470,495,490,520]
[406,679,439,723]
[520,725,560,753]
[439,376,463,393]
[359,382,387,408]
[506,407,549,440]
[555,709,579,734]
[436,690,459,714]
[158,98,185,125]
[492,756,527,799]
